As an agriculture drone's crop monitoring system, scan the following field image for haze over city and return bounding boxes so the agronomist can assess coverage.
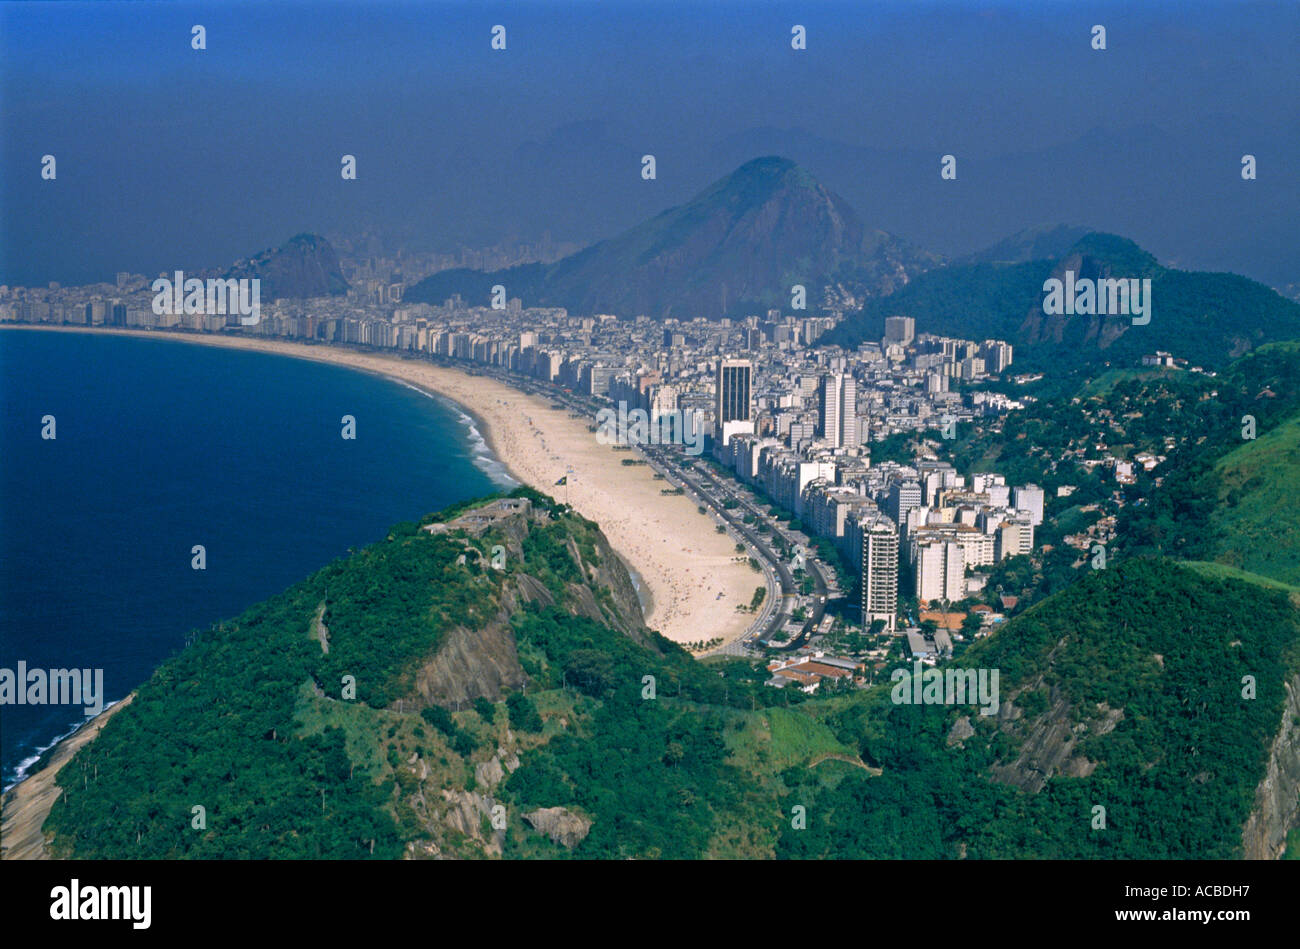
[2,0,1297,289]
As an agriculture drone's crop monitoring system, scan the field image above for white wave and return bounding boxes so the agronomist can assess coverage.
[394,380,518,490]
[2,698,123,794]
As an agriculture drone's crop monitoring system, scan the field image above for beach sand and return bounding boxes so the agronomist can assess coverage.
[0,693,136,860]
[1,326,759,648]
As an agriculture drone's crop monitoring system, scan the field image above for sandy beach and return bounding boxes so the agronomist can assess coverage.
[1,326,758,648]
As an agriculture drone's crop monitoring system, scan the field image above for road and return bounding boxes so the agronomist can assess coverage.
[449,357,838,653]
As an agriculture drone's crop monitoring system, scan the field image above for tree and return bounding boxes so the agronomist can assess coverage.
[506,691,543,732]
[420,705,455,736]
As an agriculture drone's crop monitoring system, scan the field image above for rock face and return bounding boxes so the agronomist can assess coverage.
[523,807,592,849]
[946,715,975,748]
[988,680,1123,793]
[1242,673,1300,859]
[412,619,527,708]
[441,789,504,857]
[225,233,349,299]
[1017,238,1158,350]
[410,500,653,710]
[475,750,519,790]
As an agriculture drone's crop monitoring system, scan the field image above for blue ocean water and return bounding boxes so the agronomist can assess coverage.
[0,330,511,789]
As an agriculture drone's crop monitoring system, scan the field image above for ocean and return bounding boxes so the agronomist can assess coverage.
[0,329,511,789]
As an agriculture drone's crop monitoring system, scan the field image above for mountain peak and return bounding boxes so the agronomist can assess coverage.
[227,233,349,300]
[730,155,800,177]
[407,157,930,318]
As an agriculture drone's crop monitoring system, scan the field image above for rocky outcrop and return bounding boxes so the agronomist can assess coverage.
[523,807,592,849]
[989,685,1123,793]
[408,500,655,710]
[412,619,527,708]
[946,715,975,747]
[571,530,652,645]
[1242,673,1300,859]
[475,750,519,790]
[441,789,504,857]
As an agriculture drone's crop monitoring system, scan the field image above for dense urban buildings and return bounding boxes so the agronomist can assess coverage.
[0,268,1039,642]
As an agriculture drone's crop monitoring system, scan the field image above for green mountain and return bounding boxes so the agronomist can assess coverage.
[784,558,1300,859]
[405,157,936,319]
[1118,340,1300,576]
[955,223,1096,265]
[35,484,1300,859]
[40,489,788,859]
[1210,414,1300,586]
[826,233,1300,371]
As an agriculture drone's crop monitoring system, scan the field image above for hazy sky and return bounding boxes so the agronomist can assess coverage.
[2,1,1296,288]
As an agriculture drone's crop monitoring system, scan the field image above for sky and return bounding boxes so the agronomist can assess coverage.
[2,0,1296,289]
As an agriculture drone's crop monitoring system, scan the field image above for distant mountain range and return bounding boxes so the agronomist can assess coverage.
[400,156,1298,367]
[225,233,349,300]
[405,156,937,319]
[226,159,1297,373]
[827,231,1300,370]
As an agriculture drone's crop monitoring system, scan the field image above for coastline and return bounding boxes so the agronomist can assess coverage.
[0,325,752,647]
[0,693,136,860]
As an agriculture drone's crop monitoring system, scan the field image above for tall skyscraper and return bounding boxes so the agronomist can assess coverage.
[716,359,753,425]
[861,514,899,632]
[819,373,859,448]
[819,374,841,446]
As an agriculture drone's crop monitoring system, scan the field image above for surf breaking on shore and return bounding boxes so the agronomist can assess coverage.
[0,694,135,860]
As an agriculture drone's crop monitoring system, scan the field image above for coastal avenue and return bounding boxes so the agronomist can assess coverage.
[657,447,831,650]
[458,358,835,654]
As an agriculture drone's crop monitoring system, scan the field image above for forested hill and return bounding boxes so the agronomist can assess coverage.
[789,559,1300,858]
[39,486,1300,858]
[42,487,790,859]
[823,233,1300,372]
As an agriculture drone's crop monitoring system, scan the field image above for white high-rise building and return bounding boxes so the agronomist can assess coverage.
[996,517,1035,560]
[916,539,964,604]
[1012,484,1045,526]
[819,373,859,448]
[888,480,923,530]
[860,514,899,632]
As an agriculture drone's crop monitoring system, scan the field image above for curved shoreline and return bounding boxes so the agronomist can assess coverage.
[0,325,749,645]
[0,693,136,860]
